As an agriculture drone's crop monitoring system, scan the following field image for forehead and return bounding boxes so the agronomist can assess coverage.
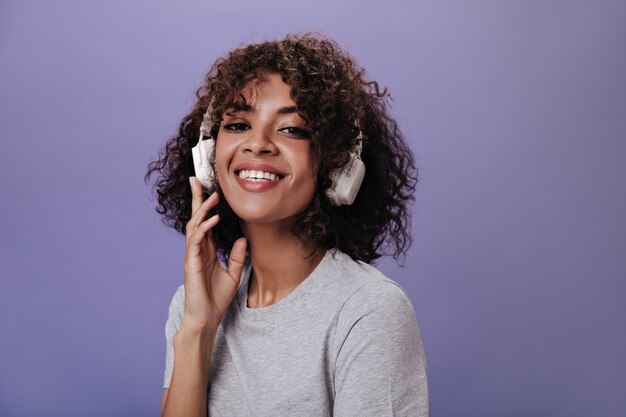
[230,73,293,107]
[223,73,309,122]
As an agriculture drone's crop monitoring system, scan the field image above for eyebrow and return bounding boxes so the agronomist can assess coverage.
[225,102,298,115]
[277,106,298,115]
[225,102,252,113]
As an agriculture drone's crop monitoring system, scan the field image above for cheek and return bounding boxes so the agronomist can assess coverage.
[293,152,318,202]
[292,145,317,176]
[214,140,232,180]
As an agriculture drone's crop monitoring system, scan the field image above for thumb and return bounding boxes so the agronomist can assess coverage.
[226,237,247,283]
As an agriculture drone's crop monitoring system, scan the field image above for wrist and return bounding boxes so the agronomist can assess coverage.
[176,321,217,342]
[171,323,216,381]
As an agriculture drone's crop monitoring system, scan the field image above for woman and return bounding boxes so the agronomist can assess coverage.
[145,32,428,417]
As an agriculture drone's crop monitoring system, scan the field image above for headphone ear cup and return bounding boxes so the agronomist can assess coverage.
[192,137,216,191]
[326,155,365,206]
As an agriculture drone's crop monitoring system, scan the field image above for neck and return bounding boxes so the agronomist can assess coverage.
[241,220,326,308]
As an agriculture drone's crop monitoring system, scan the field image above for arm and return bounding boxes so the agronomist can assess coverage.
[161,326,217,417]
[333,281,428,417]
[160,177,247,417]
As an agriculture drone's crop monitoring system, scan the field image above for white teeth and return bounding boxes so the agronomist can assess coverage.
[237,169,279,181]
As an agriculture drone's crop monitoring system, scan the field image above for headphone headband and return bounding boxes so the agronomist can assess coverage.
[199,100,215,139]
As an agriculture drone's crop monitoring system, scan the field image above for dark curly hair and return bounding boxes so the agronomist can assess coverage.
[144,32,418,265]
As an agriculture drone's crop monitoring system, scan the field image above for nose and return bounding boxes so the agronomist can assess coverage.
[242,125,278,155]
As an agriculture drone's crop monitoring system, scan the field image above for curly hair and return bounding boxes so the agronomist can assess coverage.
[144,32,418,265]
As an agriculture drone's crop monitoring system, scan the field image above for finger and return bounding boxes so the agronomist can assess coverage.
[189,176,202,215]
[226,237,247,284]
[188,214,220,248]
[187,191,220,235]
[183,215,220,291]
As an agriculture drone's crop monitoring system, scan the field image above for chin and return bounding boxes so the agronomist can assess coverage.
[230,206,304,228]
[227,201,277,224]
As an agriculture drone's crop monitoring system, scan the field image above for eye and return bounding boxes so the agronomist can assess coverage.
[279,127,311,139]
[223,122,250,132]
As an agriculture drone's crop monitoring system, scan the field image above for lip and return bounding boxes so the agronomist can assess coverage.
[233,162,288,177]
[232,161,287,193]
[235,174,282,192]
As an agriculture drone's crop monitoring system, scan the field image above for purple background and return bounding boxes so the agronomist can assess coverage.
[1,1,625,416]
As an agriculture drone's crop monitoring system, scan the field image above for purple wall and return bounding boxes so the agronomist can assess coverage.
[1,1,624,416]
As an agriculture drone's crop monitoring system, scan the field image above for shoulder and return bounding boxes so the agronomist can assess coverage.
[329,253,428,412]
[322,249,395,289]
[337,278,417,335]
[322,249,418,334]
[166,285,185,321]
[324,249,415,313]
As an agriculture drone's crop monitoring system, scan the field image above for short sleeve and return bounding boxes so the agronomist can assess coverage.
[163,285,185,389]
[332,280,428,417]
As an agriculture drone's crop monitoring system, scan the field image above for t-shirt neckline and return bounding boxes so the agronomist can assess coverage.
[236,248,336,320]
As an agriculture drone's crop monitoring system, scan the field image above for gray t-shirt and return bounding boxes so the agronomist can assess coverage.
[163,248,428,416]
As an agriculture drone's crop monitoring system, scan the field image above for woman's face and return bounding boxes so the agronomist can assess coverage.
[215,72,317,227]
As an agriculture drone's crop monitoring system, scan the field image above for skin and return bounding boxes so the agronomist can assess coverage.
[161,72,326,416]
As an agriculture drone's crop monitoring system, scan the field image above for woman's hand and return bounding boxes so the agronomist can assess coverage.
[181,176,247,333]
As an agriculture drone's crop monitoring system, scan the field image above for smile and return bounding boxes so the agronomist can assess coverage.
[236,169,284,182]
[234,170,285,192]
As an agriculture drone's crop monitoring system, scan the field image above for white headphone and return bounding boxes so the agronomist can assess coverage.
[191,105,216,192]
[191,103,366,206]
[324,124,366,205]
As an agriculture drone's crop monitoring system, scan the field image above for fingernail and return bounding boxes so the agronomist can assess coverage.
[189,177,194,189]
